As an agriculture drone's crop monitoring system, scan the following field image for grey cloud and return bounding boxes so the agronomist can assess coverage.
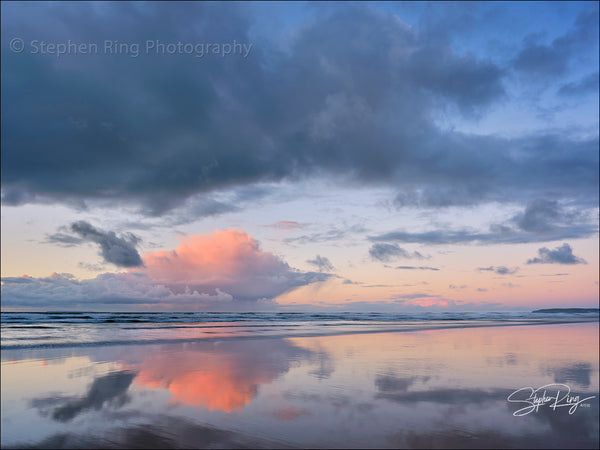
[371,199,597,245]
[512,8,598,77]
[394,185,488,208]
[266,221,308,230]
[477,266,518,275]
[1,3,597,215]
[494,266,518,275]
[370,226,595,245]
[307,255,334,272]
[395,266,439,271]
[526,243,587,265]
[165,198,239,223]
[369,243,427,262]
[558,71,599,97]
[69,221,143,268]
[513,199,577,233]
[374,230,490,245]
[393,293,440,300]
[46,232,85,247]
[405,46,505,116]
[284,224,366,245]
[78,262,106,272]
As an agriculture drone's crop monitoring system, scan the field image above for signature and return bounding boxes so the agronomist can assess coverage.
[507,383,596,416]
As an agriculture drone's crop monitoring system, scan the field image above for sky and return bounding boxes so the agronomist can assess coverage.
[1,1,598,312]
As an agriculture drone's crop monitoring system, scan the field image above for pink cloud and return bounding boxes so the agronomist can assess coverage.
[135,229,329,302]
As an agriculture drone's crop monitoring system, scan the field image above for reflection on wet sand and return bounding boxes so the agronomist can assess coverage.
[2,323,598,448]
[130,339,315,412]
[32,370,136,422]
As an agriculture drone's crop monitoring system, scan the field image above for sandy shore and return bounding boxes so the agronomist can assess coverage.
[2,321,598,449]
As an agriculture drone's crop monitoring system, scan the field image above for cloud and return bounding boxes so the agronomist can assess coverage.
[284,224,366,245]
[393,293,441,300]
[369,243,427,262]
[0,272,234,309]
[526,243,587,265]
[1,2,597,216]
[477,266,519,275]
[266,221,308,230]
[371,199,598,245]
[512,199,581,234]
[70,221,143,267]
[395,266,439,271]
[306,255,334,272]
[45,232,85,247]
[62,221,143,268]
[512,8,598,77]
[558,72,599,97]
[78,262,106,272]
[136,229,330,302]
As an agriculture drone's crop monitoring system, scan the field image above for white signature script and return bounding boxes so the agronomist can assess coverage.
[507,383,596,416]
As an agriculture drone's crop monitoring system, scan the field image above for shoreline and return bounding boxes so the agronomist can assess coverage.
[2,317,597,352]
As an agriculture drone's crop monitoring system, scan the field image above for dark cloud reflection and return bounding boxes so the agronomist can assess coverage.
[31,370,136,422]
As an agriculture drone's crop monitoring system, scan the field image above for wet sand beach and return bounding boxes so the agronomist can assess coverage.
[1,321,598,449]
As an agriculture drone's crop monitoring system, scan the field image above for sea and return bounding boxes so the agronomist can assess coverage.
[2,309,598,349]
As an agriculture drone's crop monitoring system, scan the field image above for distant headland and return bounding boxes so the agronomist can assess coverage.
[532,308,599,314]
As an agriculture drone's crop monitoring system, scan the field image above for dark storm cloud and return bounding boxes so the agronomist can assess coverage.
[307,255,334,272]
[369,243,427,262]
[1,2,597,215]
[526,243,587,265]
[69,221,143,267]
